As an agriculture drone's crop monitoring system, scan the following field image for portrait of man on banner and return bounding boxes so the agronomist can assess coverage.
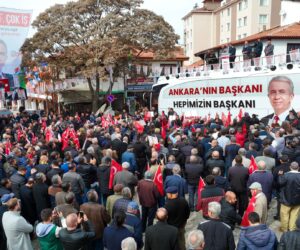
[261,75,297,126]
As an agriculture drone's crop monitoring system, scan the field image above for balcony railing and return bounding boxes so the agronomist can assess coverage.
[158,49,300,81]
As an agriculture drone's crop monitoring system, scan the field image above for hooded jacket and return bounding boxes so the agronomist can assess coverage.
[36,223,63,250]
[237,224,278,250]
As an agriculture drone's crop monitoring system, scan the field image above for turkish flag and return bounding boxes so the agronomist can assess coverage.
[0,79,10,92]
[5,139,12,155]
[221,112,227,125]
[238,108,243,122]
[134,121,144,134]
[196,177,206,211]
[161,125,166,140]
[241,195,256,226]
[248,156,258,175]
[62,127,80,150]
[225,111,231,127]
[108,159,122,189]
[153,165,164,196]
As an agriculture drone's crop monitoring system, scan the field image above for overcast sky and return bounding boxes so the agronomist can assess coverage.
[0,0,199,44]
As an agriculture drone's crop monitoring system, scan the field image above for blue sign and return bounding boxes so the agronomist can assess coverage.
[107,94,115,103]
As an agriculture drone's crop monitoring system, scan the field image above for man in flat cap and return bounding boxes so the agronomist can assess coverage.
[164,186,190,250]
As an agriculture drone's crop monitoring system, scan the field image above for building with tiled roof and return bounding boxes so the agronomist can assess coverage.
[194,22,300,65]
[183,0,295,65]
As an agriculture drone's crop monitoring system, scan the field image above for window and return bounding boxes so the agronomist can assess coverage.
[259,14,268,24]
[244,0,248,9]
[243,33,247,38]
[238,35,242,40]
[260,0,268,6]
[238,18,242,27]
[227,23,230,31]
[238,2,242,11]
[221,25,223,32]
[227,8,230,16]
[227,38,230,42]
[243,16,247,26]
[190,42,192,50]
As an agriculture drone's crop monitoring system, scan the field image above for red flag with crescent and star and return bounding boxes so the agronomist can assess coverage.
[108,159,122,189]
[153,165,164,196]
[248,156,258,175]
[196,177,206,211]
[241,195,257,226]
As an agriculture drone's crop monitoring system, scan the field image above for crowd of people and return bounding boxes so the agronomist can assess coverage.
[0,106,300,250]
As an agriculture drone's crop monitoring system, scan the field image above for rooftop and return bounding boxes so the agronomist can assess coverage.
[133,47,189,62]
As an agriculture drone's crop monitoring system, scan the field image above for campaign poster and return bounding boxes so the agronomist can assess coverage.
[0,7,32,90]
[158,72,300,121]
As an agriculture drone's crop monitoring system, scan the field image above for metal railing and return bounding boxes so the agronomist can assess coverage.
[159,49,300,79]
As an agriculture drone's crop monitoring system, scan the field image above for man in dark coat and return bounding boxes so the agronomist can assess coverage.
[198,201,235,250]
[164,186,190,250]
[137,171,160,232]
[225,137,240,174]
[212,167,230,191]
[164,165,188,198]
[97,157,113,206]
[10,166,27,199]
[220,191,242,230]
[80,189,111,250]
[247,160,273,204]
[32,173,51,220]
[111,133,125,163]
[253,38,263,57]
[278,161,300,231]
[0,178,12,197]
[19,177,37,226]
[206,151,225,176]
[145,207,178,250]
[59,212,95,250]
[228,44,236,68]
[273,154,290,220]
[185,155,204,211]
[76,156,96,197]
[279,217,300,250]
[133,137,150,179]
[228,155,249,216]
[198,175,224,219]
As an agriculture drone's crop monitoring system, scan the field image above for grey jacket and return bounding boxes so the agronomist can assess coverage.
[2,211,33,250]
[63,171,85,194]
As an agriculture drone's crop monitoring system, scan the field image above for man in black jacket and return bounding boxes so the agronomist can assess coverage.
[164,186,190,250]
[198,201,235,250]
[278,161,300,231]
[10,166,26,198]
[97,156,113,206]
[228,155,249,216]
[185,155,204,211]
[272,154,290,220]
[279,216,300,250]
[220,191,241,230]
[59,212,95,250]
[145,208,178,250]
[205,151,225,176]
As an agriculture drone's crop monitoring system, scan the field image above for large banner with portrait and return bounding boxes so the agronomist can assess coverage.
[158,71,300,121]
[0,7,32,100]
